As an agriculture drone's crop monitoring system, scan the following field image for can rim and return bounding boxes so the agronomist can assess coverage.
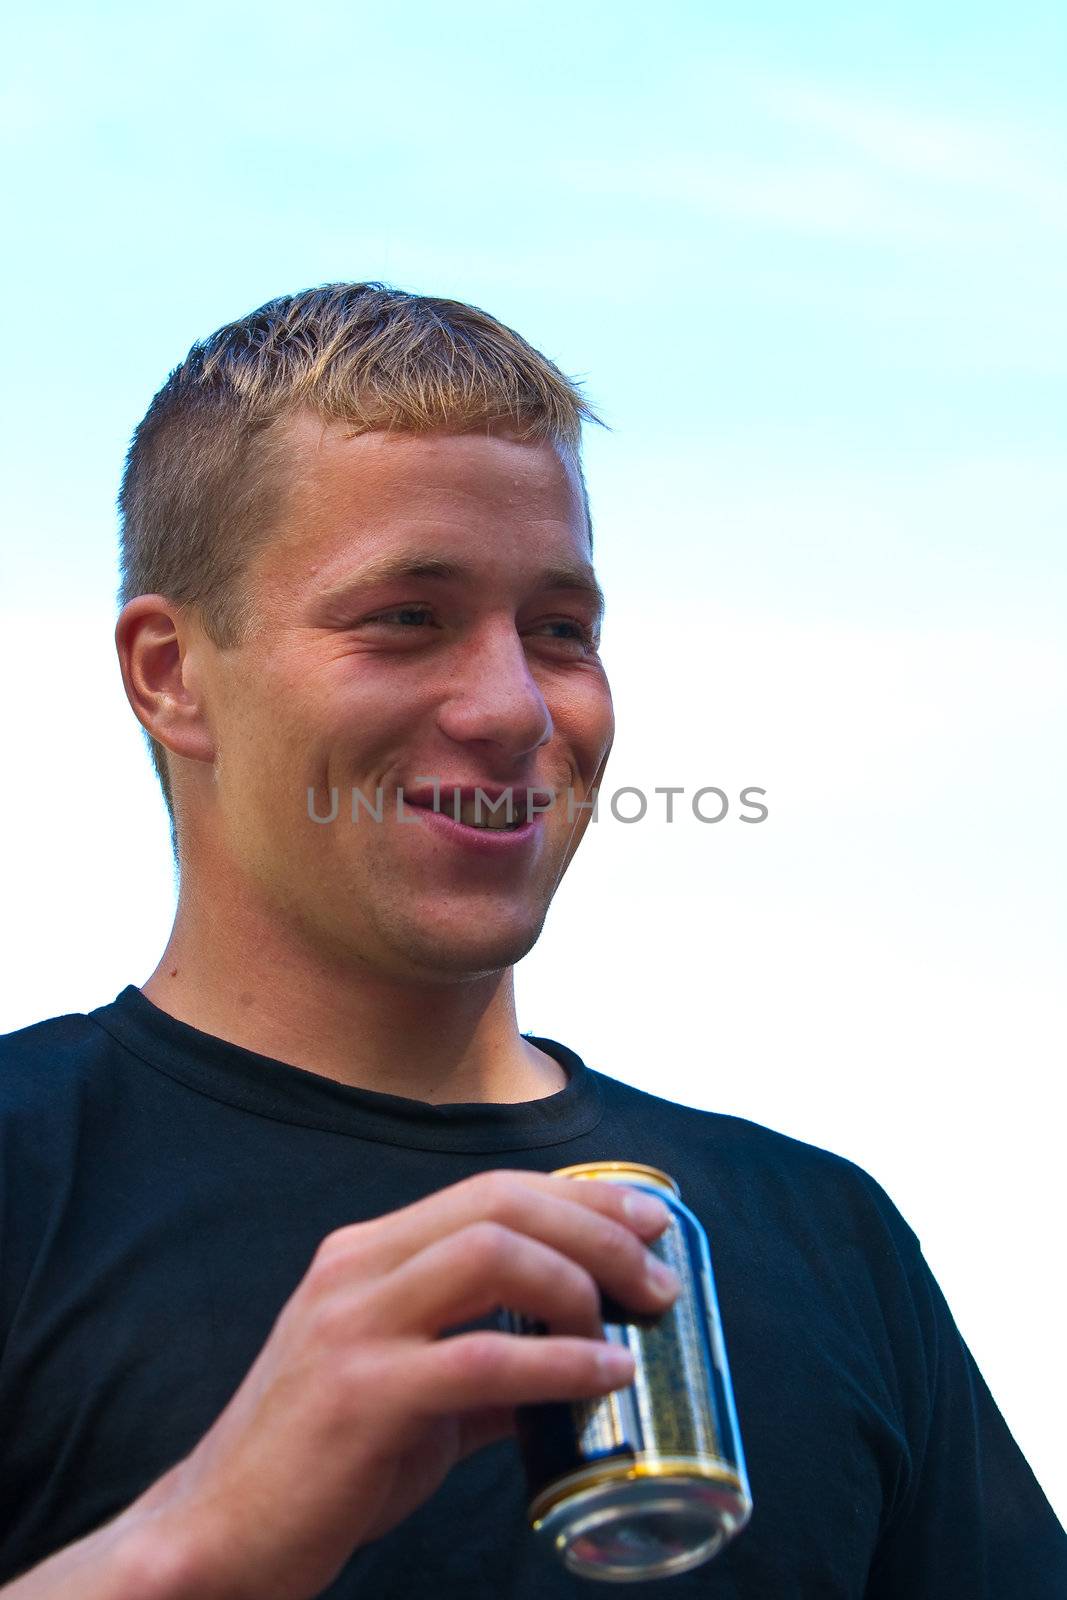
[550,1160,680,1197]
[529,1455,747,1526]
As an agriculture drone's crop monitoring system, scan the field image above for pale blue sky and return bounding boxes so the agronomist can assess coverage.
[5,0,1066,619]
[2,0,1065,1514]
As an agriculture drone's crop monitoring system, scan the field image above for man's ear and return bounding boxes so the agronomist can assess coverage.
[114,596,217,767]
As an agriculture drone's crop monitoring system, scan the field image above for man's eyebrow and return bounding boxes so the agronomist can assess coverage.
[315,554,605,621]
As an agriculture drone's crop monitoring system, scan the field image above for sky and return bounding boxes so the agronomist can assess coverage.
[2,0,1065,1521]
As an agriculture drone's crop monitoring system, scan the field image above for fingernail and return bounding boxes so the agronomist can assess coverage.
[646,1257,681,1301]
[597,1344,635,1380]
[622,1190,670,1231]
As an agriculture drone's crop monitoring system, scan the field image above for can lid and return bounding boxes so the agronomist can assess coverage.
[550,1161,680,1198]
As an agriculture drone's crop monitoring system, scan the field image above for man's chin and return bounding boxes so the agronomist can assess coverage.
[405,935,543,985]
[381,914,548,986]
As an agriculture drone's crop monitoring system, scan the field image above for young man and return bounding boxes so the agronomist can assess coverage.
[0,283,1063,1598]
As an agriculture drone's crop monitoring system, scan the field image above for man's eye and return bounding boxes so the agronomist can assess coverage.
[355,611,597,646]
[364,607,436,627]
[533,619,598,646]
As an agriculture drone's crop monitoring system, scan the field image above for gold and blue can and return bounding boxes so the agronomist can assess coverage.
[502,1161,752,1583]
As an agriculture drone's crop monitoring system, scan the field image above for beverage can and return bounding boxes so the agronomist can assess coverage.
[501,1160,752,1582]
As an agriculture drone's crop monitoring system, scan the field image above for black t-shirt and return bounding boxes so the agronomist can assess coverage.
[1,987,1064,1597]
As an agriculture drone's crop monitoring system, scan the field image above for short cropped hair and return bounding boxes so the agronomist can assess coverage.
[117,282,602,856]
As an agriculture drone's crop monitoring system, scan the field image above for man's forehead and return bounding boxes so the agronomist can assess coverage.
[256,410,595,602]
[267,411,586,542]
[276,408,582,492]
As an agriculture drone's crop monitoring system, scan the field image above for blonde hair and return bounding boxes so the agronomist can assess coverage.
[117,282,602,850]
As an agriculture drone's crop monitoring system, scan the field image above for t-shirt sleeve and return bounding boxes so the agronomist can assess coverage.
[864,1244,1067,1598]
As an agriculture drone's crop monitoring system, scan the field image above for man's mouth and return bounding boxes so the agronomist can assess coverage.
[402,786,534,832]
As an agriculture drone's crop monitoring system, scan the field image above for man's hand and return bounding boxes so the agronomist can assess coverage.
[120,1170,678,1600]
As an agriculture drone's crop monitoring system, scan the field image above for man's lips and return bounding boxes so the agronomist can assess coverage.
[390,782,560,856]
[400,784,567,828]
[400,793,543,854]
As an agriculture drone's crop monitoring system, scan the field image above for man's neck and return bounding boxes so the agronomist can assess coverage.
[140,899,566,1106]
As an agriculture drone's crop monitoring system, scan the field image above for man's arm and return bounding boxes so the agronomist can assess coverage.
[0,1170,675,1600]
[865,1251,1067,1598]
[0,1491,196,1600]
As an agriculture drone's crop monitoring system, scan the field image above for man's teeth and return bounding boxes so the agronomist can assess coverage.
[454,798,524,829]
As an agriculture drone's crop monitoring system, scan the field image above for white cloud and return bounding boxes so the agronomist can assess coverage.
[760,77,1067,217]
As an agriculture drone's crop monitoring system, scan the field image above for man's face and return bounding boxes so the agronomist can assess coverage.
[185,412,614,984]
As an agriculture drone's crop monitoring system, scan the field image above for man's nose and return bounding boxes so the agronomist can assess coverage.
[435,624,553,757]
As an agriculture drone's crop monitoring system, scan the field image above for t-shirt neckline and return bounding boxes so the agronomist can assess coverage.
[89,985,604,1154]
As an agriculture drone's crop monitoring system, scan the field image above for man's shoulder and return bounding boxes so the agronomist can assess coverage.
[584,1062,920,1258]
[587,1058,857,1168]
[0,1005,119,1120]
